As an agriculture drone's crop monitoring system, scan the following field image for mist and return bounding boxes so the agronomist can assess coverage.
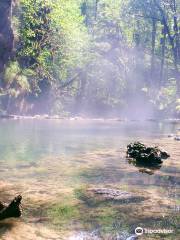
[0,2,180,239]
[0,0,179,120]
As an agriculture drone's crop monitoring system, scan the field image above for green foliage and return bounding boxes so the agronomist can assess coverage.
[19,0,53,67]
[18,0,89,81]
[4,61,30,97]
[0,0,179,116]
[4,61,20,85]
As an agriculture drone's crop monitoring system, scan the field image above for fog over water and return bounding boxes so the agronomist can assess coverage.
[0,119,179,239]
[0,1,180,239]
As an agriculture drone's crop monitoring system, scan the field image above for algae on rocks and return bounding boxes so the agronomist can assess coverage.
[127,142,170,166]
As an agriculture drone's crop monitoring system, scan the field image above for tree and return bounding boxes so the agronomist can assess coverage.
[0,0,89,114]
[0,0,179,117]
[154,0,180,94]
[0,0,14,73]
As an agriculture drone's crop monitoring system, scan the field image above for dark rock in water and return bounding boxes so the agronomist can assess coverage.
[139,168,155,175]
[127,142,170,175]
[168,134,174,138]
[0,195,22,221]
[174,136,180,141]
[127,142,170,165]
[160,149,170,159]
[16,162,37,169]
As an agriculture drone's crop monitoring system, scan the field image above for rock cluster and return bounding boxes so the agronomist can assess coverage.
[127,142,170,165]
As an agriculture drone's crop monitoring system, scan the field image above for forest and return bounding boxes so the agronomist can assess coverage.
[0,2,180,239]
[0,0,179,119]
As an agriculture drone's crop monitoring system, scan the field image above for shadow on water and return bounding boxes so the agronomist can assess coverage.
[128,158,163,175]
[77,163,180,188]
[0,221,14,236]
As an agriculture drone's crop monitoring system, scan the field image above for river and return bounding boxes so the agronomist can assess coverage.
[0,119,179,239]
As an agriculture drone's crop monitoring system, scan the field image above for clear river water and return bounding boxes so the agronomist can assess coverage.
[0,119,179,240]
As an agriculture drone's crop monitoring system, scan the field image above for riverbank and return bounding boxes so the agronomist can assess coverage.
[1,114,180,123]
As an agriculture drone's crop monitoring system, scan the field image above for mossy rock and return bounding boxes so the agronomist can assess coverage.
[127,142,170,166]
[75,187,146,206]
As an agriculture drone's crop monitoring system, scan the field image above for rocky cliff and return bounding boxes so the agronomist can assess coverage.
[0,0,14,72]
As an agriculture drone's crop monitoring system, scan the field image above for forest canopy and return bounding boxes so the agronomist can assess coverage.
[0,0,179,118]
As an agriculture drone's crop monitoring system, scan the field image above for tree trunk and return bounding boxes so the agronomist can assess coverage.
[154,0,180,95]
[95,0,99,20]
[0,0,14,73]
[150,19,157,83]
[160,26,166,85]
[162,19,179,92]
[172,0,180,95]
[81,1,88,26]
[75,71,87,113]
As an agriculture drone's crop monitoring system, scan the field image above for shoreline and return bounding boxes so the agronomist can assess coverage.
[0,114,180,123]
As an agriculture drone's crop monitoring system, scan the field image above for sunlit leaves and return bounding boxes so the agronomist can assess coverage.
[4,61,31,97]
[18,0,89,84]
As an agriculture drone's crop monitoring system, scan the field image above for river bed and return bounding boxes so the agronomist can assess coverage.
[0,119,179,239]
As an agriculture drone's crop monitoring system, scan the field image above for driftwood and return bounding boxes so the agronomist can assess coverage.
[0,195,22,221]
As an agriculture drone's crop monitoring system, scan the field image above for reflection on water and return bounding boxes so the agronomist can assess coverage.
[0,119,179,163]
[128,158,163,175]
[0,119,180,239]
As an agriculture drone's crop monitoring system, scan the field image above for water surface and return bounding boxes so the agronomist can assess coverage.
[0,119,179,239]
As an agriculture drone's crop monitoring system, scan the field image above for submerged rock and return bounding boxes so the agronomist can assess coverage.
[68,231,137,240]
[88,188,145,203]
[91,188,134,200]
[174,136,180,141]
[68,231,100,240]
[126,235,138,240]
[168,134,174,138]
[139,168,155,175]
